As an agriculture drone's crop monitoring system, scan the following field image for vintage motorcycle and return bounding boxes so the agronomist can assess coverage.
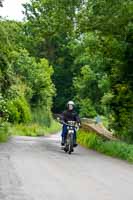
[61,121,79,154]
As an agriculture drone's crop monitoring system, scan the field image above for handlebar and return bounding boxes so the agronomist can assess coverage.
[57,117,80,128]
[58,119,80,130]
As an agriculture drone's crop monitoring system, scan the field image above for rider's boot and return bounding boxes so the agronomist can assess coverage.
[61,137,65,146]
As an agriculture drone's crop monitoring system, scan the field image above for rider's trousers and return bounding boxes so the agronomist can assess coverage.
[61,124,76,144]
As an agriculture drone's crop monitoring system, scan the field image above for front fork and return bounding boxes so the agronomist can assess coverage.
[67,131,74,145]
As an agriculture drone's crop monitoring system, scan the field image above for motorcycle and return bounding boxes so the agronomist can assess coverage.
[61,121,79,154]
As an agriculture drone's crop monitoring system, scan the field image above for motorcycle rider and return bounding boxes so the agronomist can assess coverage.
[60,101,81,147]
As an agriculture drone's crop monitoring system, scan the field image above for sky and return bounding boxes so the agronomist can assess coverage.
[0,0,30,21]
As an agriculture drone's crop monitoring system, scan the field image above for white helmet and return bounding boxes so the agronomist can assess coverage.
[67,101,75,106]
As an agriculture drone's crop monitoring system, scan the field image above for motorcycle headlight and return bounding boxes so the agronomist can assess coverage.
[69,130,74,133]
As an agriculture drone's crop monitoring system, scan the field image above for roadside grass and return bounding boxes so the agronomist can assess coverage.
[0,122,9,142]
[77,129,133,163]
[9,120,61,137]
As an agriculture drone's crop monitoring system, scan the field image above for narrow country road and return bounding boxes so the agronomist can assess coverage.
[0,133,133,200]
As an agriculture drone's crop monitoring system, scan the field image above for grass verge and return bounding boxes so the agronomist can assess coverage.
[9,120,61,137]
[77,129,133,163]
[0,122,9,142]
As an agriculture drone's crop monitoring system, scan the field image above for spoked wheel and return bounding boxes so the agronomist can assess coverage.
[68,144,71,154]
[69,145,74,154]
[64,147,68,153]
[68,135,74,154]
[63,144,69,153]
[63,132,74,154]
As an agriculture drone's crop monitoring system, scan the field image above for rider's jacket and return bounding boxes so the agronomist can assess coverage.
[61,109,81,124]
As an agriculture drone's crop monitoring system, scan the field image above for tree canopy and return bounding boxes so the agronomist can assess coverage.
[0,0,133,141]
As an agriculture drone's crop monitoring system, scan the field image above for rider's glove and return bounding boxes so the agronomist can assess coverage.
[78,123,81,128]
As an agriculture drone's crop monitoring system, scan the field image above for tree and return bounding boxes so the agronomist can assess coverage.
[22,0,85,112]
[76,0,133,140]
[0,19,55,125]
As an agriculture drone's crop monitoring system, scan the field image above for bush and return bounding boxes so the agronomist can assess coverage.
[77,130,133,163]
[6,100,20,123]
[14,97,31,123]
[7,97,31,123]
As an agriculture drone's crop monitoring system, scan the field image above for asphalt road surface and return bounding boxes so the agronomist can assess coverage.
[0,133,133,200]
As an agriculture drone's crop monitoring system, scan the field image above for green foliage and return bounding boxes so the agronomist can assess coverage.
[22,0,85,112]
[77,99,96,118]
[22,0,133,141]
[110,85,133,141]
[73,64,100,115]
[32,107,52,127]
[46,119,61,134]
[10,124,43,137]
[74,0,133,140]
[0,20,55,126]
[78,130,133,163]
[0,121,9,142]
[7,97,31,123]
[11,49,56,108]
[0,94,9,121]
[9,120,61,137]
[6,100,20,123]
[0,0,133,143]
